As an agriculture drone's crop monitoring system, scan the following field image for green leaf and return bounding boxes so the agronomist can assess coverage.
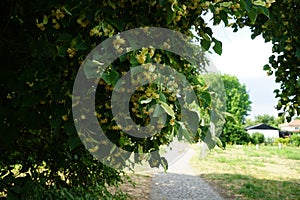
[186,111,200,133]
[224,112,237,123]
[153,104,164,117]
[160,157,168,172]
[140,98,152,104]
[67,135,82,151]
[257,7,270,18]
[119,54,127,62]
[263,64,271,71]
[57,45,68,57]
[148,151,160,168]
[11,185,22,194]
[219,10,229,26]
[56,33,73,42]
[64,121,77,136]
[130,56,139,66]
[213,39,222,55]
[6,190,19,200]
[219,2,232,7]
[50,117,61,129]
[22,95,40,107]
[200,91,211,108]
[166,4,175,25]
[101,70,120,86]
[107,18,125,31]
[202,33,210,41]
[243,0,253,12]
[110,70,120,86]
[159,92,167,102]
[75,40,89,51]
[63,7,72,15]
[160,101,175,118]
[188,101,201,118]
[0,126,18,146]
[159,0,168,6]
[201,39,211,51]
[296,48,300,59]
[252,0,266,7]
[204,27,213,37]
[83,59,98,79]
[178,122,192,143]
[248,8,258,24]
[213,136,223,149]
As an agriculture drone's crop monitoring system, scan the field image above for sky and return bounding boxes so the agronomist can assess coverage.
[206,23,280,120]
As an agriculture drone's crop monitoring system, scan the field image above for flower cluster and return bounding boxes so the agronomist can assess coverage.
[113,35,126,53]
[67,47,76,58]
[135,47,156,64]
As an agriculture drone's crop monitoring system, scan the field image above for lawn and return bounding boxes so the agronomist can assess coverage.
[190,144,300,200]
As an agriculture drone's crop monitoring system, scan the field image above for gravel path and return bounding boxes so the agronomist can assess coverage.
[149,148,223,200]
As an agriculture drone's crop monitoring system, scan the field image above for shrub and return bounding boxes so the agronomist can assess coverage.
[290,134,300,146]
[251,132,265,145]
[274,137,290,146]
[265,137,275,145]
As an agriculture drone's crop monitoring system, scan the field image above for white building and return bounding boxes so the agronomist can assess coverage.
[279,119,300,133]
[245,123,279,139]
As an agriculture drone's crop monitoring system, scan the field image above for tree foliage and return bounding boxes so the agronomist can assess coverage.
[0,0,272,198]
[220,74,252,145]
[250,132,265,144]
[245,114,284,128]
[240,0,300,122]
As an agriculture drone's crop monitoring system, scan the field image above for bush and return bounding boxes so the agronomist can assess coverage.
[251,132,265,145]
[265,137,275,145]
[290,134,300,146]
[274,137,290,146]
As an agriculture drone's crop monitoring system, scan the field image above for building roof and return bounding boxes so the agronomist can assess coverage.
[245,123,279,130]
[279,119,300,127]
[287,119,300,127]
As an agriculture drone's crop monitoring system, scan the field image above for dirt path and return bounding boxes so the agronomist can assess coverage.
[149,148,223,200]
[117,148,223,200]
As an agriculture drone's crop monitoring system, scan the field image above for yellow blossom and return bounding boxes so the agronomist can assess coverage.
[169,118,175,126]
[53,23,60,29]
[90,27,102,37]
[67,47,76,58]
[149,48,155,57]
[100,118,108,124]
[154,54,162,63]
[36,23,45,31]
[113,35,125,53]
[62,115,68,121]
[53,8,65,20]
[163,42,171,49]
[136,53,146,64]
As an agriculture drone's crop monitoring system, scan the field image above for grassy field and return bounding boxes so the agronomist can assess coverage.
[190,144,300,200]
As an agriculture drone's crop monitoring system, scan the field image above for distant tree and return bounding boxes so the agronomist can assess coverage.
[251,132,265,144]
[220,74,252,145]
[245,114,284,128]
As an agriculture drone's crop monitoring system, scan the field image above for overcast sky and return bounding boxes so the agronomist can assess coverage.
[207,23,280,119]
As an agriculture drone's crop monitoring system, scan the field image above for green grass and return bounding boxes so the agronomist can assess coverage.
[191,145,300,200]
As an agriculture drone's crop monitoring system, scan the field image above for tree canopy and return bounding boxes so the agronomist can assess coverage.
[220,74,252,145]
[245,114,284,128]
[0,0,282,198]
[242,0,300,122]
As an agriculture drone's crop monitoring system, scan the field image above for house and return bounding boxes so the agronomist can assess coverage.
[279,119,300,133]
[245,123,279,139]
